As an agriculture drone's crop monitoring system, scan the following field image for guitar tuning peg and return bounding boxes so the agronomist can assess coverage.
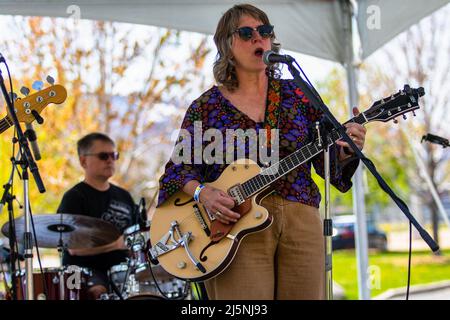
[404,84,412,95]
[403,114,407,120]
[9,92,18,101]
[32,80,44,91]
[393,118,398,124]
[20,86,30,96]
[46,75,55,85]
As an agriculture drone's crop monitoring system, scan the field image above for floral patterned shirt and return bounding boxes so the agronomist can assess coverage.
[157,78,359,208]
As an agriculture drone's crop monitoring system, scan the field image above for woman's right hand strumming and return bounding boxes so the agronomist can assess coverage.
[183,181,240,224]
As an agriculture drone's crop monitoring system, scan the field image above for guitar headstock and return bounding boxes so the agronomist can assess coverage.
[6,80,67,124]
[362,85,425,123]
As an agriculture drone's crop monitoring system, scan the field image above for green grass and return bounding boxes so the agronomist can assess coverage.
[333,249,450,299]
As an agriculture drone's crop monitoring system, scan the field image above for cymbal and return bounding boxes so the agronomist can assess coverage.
[1,214,121,249]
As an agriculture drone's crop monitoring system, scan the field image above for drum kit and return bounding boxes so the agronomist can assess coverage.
[0,213,189,300]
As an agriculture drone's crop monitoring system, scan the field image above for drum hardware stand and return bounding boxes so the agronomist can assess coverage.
[56,232,68,300]
[119,257,134,299]
[1,59,46,300]
[0,151,22,300]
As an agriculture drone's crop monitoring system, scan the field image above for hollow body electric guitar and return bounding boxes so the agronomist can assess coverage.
[149,85,424,281]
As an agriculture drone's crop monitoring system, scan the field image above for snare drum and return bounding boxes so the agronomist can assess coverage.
[14,265,91,300]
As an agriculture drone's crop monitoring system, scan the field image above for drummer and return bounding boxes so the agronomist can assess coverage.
[57,132,137,300]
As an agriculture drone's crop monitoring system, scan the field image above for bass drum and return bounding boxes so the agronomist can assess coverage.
[13,265,91,300]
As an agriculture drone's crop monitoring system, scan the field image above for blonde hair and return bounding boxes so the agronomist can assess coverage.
[213,4,281,92]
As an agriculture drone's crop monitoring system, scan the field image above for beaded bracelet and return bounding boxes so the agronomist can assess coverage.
[193,184,205,203]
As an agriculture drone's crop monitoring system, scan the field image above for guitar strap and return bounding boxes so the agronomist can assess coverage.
[262,77,282,149]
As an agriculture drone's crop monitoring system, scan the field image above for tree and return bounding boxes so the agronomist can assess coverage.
[0,16,212,227]
[359,6,450,245]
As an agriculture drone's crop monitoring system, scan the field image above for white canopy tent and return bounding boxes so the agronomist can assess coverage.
[0,0,448,63]
[1,0,448,299]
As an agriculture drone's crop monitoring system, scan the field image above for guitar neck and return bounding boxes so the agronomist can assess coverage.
[240,113,367,198]
[0,116,13,134]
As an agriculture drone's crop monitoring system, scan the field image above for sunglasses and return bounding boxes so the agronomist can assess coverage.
[84,152,120,161]
[233,24,274,41]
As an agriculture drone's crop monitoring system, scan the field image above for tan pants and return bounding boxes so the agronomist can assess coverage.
[204,194,325,300]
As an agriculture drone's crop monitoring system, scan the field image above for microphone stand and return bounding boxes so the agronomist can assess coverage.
[313,120,335,300]
[0,63,46,300]
[282,57,440,298]
[421,134,449,148]
[0,149,22,300]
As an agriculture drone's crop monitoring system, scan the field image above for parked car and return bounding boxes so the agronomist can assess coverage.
[332,215,388,251]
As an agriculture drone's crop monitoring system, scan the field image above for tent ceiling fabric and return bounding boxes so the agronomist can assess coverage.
[357,0,450,60]
[0,0,448,63]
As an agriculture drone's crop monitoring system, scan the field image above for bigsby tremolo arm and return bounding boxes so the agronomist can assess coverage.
[149,220,206,273]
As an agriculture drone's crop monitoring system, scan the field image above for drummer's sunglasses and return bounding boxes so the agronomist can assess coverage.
[233,24,274,41]
[84,152,120,161]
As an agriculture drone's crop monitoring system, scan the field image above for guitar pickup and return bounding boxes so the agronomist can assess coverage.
[193,204,211,236]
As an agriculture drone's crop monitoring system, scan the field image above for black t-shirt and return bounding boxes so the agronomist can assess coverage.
[57,182,136,271]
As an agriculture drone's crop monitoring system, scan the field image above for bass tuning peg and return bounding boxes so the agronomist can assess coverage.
[46,75,55,85]
[32,80,44,91]
[20,86,30,96]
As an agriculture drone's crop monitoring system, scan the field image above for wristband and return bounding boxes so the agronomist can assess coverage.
[193,184,205,203]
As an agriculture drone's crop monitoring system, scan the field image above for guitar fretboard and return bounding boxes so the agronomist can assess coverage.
[240,113,366,198]
[0,117,12,134]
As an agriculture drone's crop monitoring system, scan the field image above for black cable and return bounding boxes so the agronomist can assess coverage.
[29,206,49,299]
[10,129,23,300]
[146,261,188,300]
[294,60,325,105]
[2,58,14,110]
[406,221,412,300]
[11,131,23,284]
[119,259,132,298]
[137,233,188,300]
[5,76,24,300]
[7,198,20,299]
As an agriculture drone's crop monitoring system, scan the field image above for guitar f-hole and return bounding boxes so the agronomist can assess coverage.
[199,241,219,262]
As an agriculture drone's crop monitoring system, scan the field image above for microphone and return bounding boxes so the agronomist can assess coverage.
[421,133,449,148]
[25,123,42,160]
[262,50,295,65]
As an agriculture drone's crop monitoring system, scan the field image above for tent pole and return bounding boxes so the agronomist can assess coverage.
[402,128,450,229]
[343,0,371,300]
